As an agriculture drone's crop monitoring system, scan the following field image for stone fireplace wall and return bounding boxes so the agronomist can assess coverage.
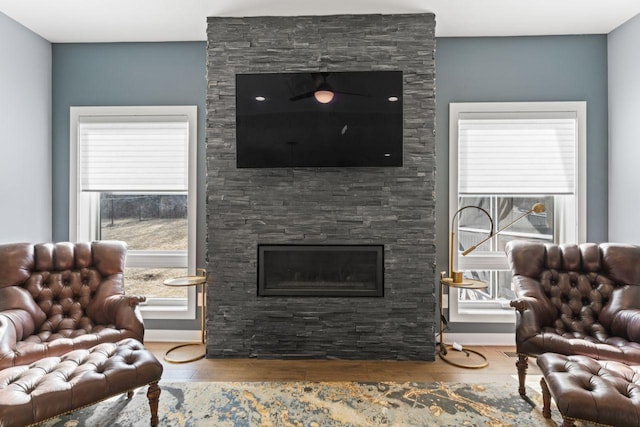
[206,13,436,360]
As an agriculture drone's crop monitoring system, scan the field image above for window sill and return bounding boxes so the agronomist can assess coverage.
[448,287,516,323]
[140,303,196,320]
[449,306,516,323]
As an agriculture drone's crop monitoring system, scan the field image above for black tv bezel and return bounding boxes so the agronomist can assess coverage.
[235,70,403,169]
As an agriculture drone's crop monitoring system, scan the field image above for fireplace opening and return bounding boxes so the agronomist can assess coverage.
[258,244,384,297]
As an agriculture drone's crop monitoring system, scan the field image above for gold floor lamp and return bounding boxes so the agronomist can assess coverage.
[439,203,545,368]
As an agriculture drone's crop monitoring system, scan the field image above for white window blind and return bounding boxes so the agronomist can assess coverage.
[458,118,576,195]
[79,120,189,192]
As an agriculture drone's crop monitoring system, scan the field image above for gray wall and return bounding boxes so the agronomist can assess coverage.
[435,35,609,333]
[51,42,207,330]
[206,14,436,360]
[48,34,610,336]
[608,13,640,244]
[0,12,51,243]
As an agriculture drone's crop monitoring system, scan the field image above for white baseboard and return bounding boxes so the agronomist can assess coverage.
[439,333,515,346]
[144,329,201,342]
[146,330,514,346]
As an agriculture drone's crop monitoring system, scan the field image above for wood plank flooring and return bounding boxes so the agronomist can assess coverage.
[145,342,542,386]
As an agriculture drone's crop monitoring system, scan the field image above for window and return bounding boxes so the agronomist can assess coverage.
[448,102,586,322]
[70,106,197,319]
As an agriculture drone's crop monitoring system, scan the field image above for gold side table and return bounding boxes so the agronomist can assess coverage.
[438,274,489,369]
[163,268,207,363]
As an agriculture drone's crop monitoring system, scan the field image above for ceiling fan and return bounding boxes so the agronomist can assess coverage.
[289,72,367,104]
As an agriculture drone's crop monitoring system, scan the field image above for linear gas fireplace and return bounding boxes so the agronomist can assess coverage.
[258,244,384,297]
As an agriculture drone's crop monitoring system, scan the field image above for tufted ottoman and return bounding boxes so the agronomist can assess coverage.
[537,353,640,427]
[0,338,163,427]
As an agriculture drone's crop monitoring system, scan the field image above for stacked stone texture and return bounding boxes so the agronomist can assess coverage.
[206,14,436,360]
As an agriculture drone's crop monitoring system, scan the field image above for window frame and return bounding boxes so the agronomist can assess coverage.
[69,105,198,320]
[448,101,587,323]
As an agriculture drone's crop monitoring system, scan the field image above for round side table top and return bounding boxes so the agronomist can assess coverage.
[440,277,487,290]
[163,276,207,287]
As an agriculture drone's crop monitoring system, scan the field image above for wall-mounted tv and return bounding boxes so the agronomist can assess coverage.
[235,71,403,168]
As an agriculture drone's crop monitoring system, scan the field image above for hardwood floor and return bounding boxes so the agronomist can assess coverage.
[145,342,542,386]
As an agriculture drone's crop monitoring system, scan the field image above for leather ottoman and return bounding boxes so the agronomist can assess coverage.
[537,353,640,427]
[0,338,163,427]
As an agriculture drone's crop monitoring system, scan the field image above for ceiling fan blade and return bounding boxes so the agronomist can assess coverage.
[333,90,369,97]
[289,91,315,101]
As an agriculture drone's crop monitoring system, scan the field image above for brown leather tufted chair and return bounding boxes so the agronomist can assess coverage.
[507,240,640,398]
[0,241,145,369]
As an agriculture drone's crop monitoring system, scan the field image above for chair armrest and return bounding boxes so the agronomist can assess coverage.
[87,295,146,342]
[611,309,640,342]
[115,295,147,307]
[510,299,526,312]
[0,286,46,331]
[511,276,558,325]
[510,276,559,346]
[510,296,552,341]
[0,314,18,359]
[0,310,37,369]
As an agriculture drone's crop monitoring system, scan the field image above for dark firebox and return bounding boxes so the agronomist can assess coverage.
[258,245,383,297]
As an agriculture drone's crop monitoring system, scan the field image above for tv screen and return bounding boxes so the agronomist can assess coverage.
[235,71,403,168]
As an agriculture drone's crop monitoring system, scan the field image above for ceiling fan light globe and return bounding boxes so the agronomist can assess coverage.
[314,90,335,104]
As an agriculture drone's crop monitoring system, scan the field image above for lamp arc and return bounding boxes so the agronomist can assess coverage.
[460,203,546,256]
[448,205,494,282]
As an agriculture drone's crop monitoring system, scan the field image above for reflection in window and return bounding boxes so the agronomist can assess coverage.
[457,196,556,303]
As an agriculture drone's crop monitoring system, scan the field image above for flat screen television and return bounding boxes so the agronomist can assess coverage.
[235,71,403,168]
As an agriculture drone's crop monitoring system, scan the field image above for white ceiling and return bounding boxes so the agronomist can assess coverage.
[1,0,639,43]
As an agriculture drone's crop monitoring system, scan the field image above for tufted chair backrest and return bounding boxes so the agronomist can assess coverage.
[506,241,640,341]
[0,241,128,341]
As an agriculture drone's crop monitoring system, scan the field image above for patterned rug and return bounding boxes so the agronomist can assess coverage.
[41,381,568,426]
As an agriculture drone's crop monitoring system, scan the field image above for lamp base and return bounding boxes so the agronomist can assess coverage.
[164,343,206,364]
[438,343,489,369]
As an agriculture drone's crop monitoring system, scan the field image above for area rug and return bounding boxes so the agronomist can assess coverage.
[41,381,569,426]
